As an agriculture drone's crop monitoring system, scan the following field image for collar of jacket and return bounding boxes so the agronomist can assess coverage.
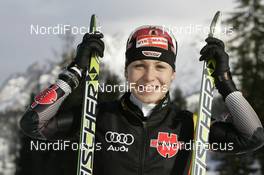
[120,92,171,126]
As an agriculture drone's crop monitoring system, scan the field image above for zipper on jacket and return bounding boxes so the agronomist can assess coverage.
[140,121,147,175]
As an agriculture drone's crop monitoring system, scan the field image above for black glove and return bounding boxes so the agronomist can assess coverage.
[199,37,237,99]
[200,37,229,74]
[59,32,104,90]
[74,32,104,70]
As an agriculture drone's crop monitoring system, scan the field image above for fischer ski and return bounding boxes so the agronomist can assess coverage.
[77,14,100,175]
[190,11,221,175]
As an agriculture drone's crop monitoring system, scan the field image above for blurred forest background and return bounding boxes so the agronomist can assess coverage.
[0,0,263,174]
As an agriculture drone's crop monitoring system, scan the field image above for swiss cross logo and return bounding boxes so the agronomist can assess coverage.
[150,132,181,158]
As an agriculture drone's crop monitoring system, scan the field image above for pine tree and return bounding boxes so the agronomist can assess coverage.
[226,0,264,120]
[214,0,264,174]
[214,153,258,175]
[98,64,122,103]
[171,87,187,110]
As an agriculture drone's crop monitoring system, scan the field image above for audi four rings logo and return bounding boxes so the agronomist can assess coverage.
[105,131,134,145]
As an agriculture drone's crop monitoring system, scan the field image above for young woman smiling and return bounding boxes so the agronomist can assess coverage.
[20,25,264,175]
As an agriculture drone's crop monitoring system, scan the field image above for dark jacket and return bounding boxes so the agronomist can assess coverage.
[20,81,264,175]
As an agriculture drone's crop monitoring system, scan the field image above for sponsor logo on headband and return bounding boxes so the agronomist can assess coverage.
[142,51,162,58]
[136,36,168,50]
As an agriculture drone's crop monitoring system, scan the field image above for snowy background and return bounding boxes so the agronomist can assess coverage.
[0,0,243,175]
[0,0,237,87]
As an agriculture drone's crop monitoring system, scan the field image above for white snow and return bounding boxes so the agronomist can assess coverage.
[0,62,58,112]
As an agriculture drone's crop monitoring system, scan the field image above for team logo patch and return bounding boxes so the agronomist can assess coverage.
[31,85,59,108]
[136,35,168,50]
[150,132,181,158]
[142,51,162,58]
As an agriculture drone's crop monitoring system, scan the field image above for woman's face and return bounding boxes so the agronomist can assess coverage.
[126,59,176,104]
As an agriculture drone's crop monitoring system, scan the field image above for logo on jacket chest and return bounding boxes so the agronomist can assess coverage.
[105,131,135,152]
[150,132,182,158]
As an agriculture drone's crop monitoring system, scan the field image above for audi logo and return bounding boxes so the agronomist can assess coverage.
[105,131,135,145]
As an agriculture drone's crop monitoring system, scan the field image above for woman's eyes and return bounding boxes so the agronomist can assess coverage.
[134,64,145,68]
[133,63,166,70]
[156,64,166,69]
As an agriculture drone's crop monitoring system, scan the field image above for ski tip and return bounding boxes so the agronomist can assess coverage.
[214,11,222,23]
[90,14,96,23]
[91,14,97,22]
[89,14,97,33]
[209,11,222,38]
[213,11,221,22]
